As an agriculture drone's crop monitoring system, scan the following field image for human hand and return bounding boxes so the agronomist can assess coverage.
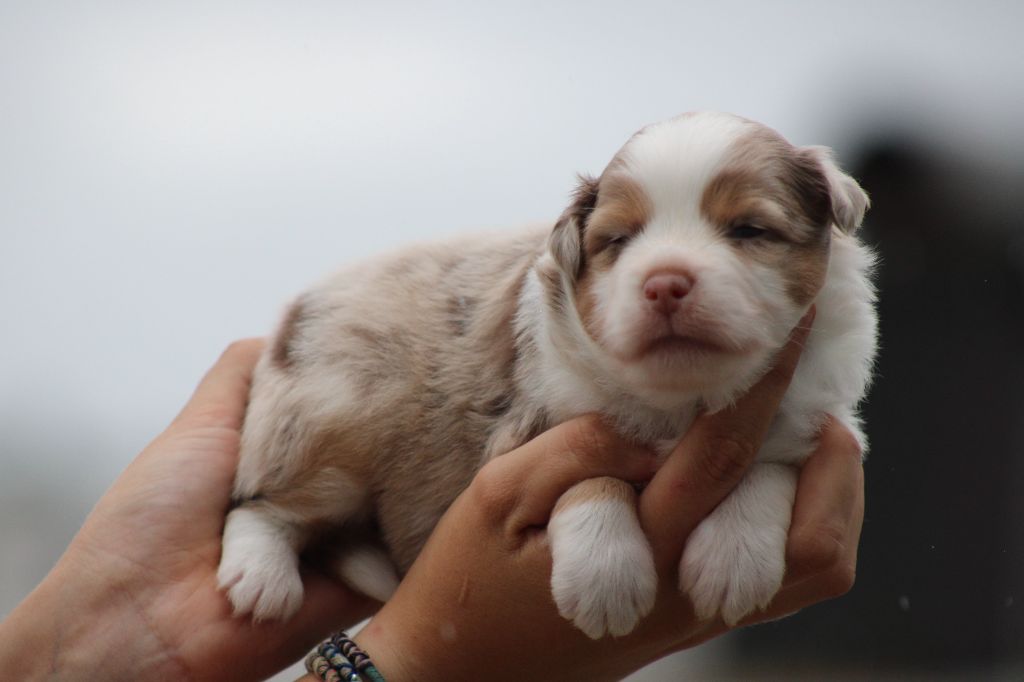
[306,321,864,682]
[0,340,376,682]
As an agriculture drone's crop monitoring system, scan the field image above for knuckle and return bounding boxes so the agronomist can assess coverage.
[820,418,864,460]
[696,433,758,485]
[824,562,857,598]
[837,429,864,461]
[468,460,518,518]
[788,524,846,575]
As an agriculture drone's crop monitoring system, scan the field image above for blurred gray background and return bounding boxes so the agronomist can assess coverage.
[3,1,1023,680]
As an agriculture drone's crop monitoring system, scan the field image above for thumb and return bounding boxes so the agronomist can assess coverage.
[173,339,264,431]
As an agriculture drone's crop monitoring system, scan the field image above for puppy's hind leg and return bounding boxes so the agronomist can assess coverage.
[218,363,369,621]
[218,465,369,621]
[331,543,401,603]
[218,500,308,621]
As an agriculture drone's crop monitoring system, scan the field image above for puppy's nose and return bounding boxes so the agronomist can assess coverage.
[642,271,693,314]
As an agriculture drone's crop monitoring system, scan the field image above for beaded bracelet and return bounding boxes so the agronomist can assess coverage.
[305,631,386,682]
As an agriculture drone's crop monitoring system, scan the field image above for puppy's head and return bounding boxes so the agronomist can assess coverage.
[539,112,869,403]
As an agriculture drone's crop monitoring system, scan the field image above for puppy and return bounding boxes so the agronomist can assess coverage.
[217,111,877,638]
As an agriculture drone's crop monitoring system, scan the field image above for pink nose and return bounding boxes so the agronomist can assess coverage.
[642,271,693,314]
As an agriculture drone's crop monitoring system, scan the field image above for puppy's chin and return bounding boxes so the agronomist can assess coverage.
[605,339,771,404]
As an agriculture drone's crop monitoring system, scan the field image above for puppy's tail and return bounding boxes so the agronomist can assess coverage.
[332,544,401,603]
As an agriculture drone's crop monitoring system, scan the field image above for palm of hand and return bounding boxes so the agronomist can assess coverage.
[63,343,374,681]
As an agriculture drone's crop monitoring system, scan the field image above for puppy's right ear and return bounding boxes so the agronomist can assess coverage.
[548,174,600,279]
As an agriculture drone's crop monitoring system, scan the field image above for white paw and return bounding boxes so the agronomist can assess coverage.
[678,510,787,625]
[217,507,304,621]
[549,500,658,639]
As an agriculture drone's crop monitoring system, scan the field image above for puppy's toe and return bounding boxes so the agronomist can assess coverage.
[550,505,657,639]
[217,550,304,620]
[679,513,786,625]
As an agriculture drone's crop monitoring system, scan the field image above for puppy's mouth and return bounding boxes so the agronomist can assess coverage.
[639,333,729,357]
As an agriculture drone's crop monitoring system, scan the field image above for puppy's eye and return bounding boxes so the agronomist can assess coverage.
[600,234,630,251]
[728,224,768,240]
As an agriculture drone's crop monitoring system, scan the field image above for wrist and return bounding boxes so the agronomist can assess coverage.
[351,620,408,682]
[351,610,435,682]
[0,559,186,681]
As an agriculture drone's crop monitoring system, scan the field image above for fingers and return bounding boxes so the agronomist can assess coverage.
[639,310,814,562]
[470,414,658,531]
[739,418,865,626]
[173,338,265,430]
[783,417,864,586]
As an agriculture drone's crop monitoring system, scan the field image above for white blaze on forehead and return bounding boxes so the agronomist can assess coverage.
[617,112,754,234]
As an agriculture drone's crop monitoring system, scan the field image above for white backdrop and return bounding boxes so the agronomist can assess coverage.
[2,1,1022,679]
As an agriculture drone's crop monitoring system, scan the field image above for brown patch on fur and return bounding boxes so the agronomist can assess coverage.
[540,172,623,332]
[783,149,833,228]
[574,277,602,342]
[574,173,653,342]
[702,128,832,241]
[446,295,477,336]
[552,476,636,515]
[701,129,834,305]
[781,242,830,305]
[702,168,827,246]
[271,298,306,369]
[583,173,652,256]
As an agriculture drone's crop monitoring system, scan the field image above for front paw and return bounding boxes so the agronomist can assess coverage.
[549,503,657,639]
[678,512,787,625]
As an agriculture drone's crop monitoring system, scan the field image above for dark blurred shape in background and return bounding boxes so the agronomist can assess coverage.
[738,132,1024,676]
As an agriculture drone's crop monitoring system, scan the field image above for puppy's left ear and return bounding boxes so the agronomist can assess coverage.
[548,174,600,278]
[802,146,870,233]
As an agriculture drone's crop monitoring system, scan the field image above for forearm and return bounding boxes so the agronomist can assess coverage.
[0,561,186,681]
